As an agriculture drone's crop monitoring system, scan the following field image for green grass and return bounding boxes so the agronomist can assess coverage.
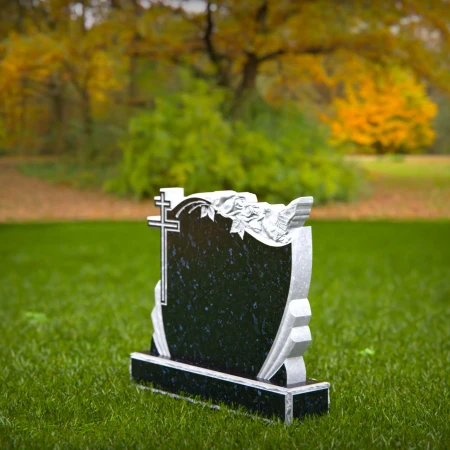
[0,221,449,448]
[352,155,450,187]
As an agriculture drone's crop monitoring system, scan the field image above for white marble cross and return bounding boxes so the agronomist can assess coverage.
[148,190,180,305]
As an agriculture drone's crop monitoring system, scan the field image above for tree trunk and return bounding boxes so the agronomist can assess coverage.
[81,91,94,162]
[128,52,138,104]
[229,53,260,118]
[19,79,27,154]
[49,76,66,154]
[240,53,259,93]
[128,32,141,107]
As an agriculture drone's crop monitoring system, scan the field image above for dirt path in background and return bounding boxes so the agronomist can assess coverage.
[0,158,449,222]
[312,181,450,220]
[0,159,157,222]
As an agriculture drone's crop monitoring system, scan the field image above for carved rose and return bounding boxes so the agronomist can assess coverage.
[218,196,246,216]
[185,193,303,243]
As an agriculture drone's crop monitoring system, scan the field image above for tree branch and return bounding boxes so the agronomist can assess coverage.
[255,1,268,33]
[203,1,231,87]
[258,49,286,63]
[258,44,338,63]
[204,0,221,67]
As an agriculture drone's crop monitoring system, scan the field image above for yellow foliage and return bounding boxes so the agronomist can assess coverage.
[0,27,122,151]
[327,68,438,154]
[0,33,62,149]
[0,33,62,91]
[63,40,123,115]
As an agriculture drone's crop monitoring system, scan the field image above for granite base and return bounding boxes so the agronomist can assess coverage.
[130,352,330,424]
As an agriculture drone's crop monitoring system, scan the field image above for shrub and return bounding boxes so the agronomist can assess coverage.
[107,83,361,205]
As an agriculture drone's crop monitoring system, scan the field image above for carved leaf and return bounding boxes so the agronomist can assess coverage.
[207,205,215,221]
[230,219,245,239]
[201,205,208,218]
[230,219,240,233]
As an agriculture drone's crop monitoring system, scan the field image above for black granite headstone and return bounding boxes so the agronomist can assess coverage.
[130,188,329,424]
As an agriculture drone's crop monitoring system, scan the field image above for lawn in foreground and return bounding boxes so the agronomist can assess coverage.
[0,221,449,448]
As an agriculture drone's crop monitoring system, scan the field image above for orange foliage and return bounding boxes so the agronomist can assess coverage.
[327,68,437,154]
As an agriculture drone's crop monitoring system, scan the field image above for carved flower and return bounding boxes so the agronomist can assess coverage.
[242,204,260,218]
[182,194,292,243]
[235,196,246,209]
[218,196,247,216]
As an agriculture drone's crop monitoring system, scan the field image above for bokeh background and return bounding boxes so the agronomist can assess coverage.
[1,1,449,448]
[0,0,449,219]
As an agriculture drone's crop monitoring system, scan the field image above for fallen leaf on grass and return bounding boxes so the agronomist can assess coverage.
[359,347,376,356]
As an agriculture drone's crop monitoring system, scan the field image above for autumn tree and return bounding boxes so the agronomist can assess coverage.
[1,0,449,157]
[143,0,450,115]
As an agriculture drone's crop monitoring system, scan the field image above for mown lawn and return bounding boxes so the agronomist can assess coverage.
[0,221,449,448]
[353,155,450,187]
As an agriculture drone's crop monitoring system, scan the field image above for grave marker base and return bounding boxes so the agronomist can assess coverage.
[130,352,329,424]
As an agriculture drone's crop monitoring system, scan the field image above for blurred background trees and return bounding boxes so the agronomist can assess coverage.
[1,0,449,202]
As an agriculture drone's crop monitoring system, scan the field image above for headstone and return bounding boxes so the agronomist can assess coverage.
[130,188,330,424]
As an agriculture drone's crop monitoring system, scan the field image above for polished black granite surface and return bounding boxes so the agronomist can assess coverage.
[131,353,329,422]
[152,197,292,380]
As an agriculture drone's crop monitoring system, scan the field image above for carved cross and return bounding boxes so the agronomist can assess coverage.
[148,191,180,305]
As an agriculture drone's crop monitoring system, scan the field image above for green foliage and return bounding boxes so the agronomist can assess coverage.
[0,221,449,448]
[19,162,119,190]
[108,83,361,204]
